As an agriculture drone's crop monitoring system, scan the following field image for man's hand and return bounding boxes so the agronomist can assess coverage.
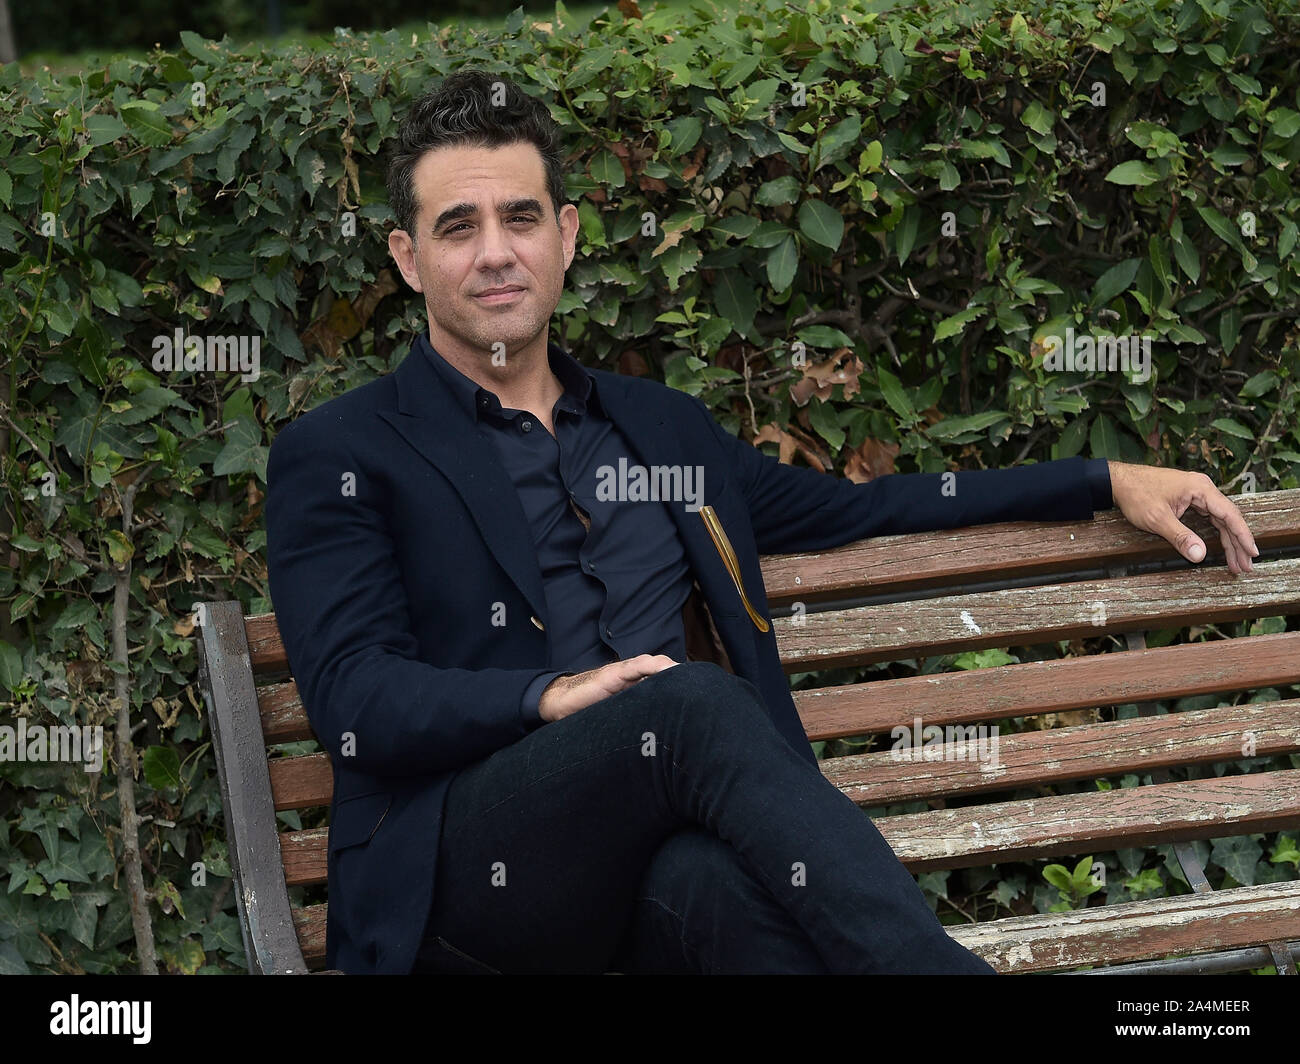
[538,654,680,723]
[1108,461,1260,574]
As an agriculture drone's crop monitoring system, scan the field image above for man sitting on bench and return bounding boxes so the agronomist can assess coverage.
[265,69,1260,974]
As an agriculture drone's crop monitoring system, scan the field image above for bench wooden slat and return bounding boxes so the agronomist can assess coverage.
[776,558,1300,669]
[949,880,1300,973]
[269,751,332,811]
[822,699,1300,805]
[293,903,328,969]
[760,487,1300,604]
[281,827,329,887]
[796,631,1300,741]
[246,613,288,675]
[877,769,1300,870]
[258,681,315,744]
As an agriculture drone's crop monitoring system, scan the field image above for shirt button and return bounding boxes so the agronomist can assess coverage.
[605,627,614,638]
[521,420,532,432]
[586,561,595,572]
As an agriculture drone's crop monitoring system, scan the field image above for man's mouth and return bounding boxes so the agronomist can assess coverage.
[473,286,526,305]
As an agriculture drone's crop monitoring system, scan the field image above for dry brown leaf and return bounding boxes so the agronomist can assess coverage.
[844,438,899,483]
[754,423,797,465]
[618,350,649,376]
[789,347,863,406]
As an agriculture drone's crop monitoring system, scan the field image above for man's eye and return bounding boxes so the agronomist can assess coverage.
[445,218,533,234]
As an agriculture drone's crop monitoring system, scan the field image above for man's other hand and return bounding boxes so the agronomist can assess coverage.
[1109,461,1260,574]
[538,654,680,723]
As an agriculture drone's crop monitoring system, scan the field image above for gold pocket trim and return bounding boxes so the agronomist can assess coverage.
[699,505,770,633]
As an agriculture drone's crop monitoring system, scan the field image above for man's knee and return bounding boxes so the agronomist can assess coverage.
[644,661,769,729]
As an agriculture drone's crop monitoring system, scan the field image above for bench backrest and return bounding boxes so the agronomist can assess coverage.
[199,486,1300,973]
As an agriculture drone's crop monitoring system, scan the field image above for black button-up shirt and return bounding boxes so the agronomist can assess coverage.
[419,332,695,726]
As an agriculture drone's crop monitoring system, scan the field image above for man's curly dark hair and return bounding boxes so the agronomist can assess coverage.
[385,69,569,244]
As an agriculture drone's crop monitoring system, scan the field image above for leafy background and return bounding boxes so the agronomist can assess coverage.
[1,0,1297,972]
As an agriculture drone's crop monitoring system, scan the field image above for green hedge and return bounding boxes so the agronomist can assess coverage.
[1,0,1297,973]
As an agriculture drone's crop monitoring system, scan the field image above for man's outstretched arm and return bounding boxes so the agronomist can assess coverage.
[689,396,1258,570]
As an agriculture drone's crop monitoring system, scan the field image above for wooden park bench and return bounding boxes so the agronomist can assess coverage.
[198,485,1300,974]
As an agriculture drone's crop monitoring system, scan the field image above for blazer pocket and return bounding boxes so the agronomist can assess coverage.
[423,935,501,975]
[328,792,393,852]
[698,505,770,634]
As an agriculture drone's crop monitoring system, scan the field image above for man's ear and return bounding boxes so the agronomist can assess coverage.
[389,229,425,293]
[559,203,580,271]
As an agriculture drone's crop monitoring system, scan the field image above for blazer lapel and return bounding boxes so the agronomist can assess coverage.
[378,343,550,626]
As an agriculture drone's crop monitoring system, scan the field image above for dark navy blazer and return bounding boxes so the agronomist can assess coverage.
[265,339,1106,974]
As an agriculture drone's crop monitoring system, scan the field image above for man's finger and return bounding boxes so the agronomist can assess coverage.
[1149,509,1207,563]
[1189,478,1259,558]
[1210,513,1252,573]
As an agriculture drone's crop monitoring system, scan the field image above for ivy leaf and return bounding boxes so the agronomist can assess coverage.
[0,941,28,975]
[1171,231,1200,282]
[755,176,800,206]
[807,399,845,450]
[1270,835,1300,868]
[895,207,919,265]
[588,149,625,188]
[1089,413,1121,459]
[212,417,266,478]
[1240,370,1278,398]
[1210,835,1262,886]
[925,410,1008,441]
[0,640,23,694]
[933,306,983,340]
[105,530,134,566]
[1196,205,1243,249]
[952,648,1017,669]
[119,101,174,148]
[712,269,757,339]
[766,234,798,292]
[1105,160,1159,186]
[1210,418,1253,440]
[1090,258,1141,307]
[796,199,844,250]
[817,114,861,168]
[876,367,915,422]
[84,114,129,147]
[1042,864,1073,892]
[143,746,182,790]
[663,115,702,157]
[1021,100,1053,135]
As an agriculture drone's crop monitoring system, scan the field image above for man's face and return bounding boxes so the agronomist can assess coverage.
[389,140,579,360]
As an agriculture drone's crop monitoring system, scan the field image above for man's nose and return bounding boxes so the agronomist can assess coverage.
[475,219,516,272]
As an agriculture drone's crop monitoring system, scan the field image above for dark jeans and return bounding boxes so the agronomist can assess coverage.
[412,661,995,974]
